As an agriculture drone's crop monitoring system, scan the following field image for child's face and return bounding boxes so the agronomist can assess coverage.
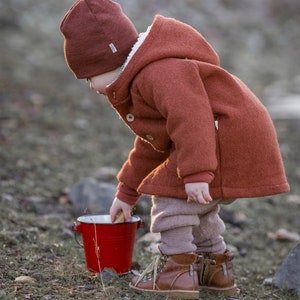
[88,67,121,95]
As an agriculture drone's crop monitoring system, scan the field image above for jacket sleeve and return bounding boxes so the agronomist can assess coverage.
[137,59,218,179]
[117,136,170,204]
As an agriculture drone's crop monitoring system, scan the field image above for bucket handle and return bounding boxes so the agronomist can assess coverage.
[137,218,145,229]
[72,222,84,247]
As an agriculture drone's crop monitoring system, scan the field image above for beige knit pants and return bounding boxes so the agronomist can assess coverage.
[151,196,226,255]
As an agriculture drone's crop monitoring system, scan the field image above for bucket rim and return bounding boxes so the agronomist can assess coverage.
[76,214,141,225]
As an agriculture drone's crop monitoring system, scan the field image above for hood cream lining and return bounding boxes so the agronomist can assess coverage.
[121,25,152,72]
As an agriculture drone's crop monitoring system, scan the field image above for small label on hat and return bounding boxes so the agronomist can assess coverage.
[109,43,118,53]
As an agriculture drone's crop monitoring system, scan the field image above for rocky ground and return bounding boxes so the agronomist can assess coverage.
[1,0,300,299]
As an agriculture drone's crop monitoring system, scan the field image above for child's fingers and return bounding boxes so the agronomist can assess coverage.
[110,207,119,222]
[187,194,206,205]
[203,193,213,203]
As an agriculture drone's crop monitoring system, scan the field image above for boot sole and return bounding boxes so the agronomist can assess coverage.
[200,284,240,296]
[129,283,199,299]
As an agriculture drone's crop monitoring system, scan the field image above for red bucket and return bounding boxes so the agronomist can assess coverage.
[72,215,143,274]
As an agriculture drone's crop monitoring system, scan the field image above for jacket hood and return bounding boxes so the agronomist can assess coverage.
[107,15,220,100]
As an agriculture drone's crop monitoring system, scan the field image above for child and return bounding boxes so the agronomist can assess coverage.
[60,0,289,298]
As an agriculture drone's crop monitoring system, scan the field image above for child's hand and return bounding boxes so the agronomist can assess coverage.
[185,182,212,205]
[110,197,132,222]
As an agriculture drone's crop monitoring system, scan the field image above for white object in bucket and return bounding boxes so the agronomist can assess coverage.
[77,215,140,224]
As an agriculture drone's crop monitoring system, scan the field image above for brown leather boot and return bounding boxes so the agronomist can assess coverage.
[196,249,238,296]
[129,253,199,299]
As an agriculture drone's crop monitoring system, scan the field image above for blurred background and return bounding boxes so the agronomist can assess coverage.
[1,0,300,97]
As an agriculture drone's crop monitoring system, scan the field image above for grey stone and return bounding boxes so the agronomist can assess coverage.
[273,242,300,296]
[92,167,118,182]
[266,94,300,120]
[134,194,151,215]
[69,177,152,218]
[69,178,116,215]
[98,268,119,281]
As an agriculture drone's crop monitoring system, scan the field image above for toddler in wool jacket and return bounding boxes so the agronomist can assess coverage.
[61,0,289,298]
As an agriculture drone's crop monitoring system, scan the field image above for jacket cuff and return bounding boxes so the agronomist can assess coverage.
[115,182,140,205]
[183,171,215,184]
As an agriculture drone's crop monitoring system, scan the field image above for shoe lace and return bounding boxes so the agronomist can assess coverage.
[134,254,167,289]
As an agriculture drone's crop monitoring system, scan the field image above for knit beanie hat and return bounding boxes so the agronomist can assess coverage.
[60,0,138,79]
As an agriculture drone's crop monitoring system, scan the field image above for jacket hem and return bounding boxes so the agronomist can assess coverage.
[138,182,290,200]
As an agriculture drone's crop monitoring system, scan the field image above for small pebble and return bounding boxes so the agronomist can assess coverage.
[15,276,36,284]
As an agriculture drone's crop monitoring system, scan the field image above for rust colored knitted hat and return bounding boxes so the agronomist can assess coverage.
[60,0,138,79]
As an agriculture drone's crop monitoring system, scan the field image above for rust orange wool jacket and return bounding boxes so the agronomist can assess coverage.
[106,15,290,205]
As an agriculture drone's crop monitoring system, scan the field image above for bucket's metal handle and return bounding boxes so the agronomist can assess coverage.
[72,222,84,247]
[137,218,146,229]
